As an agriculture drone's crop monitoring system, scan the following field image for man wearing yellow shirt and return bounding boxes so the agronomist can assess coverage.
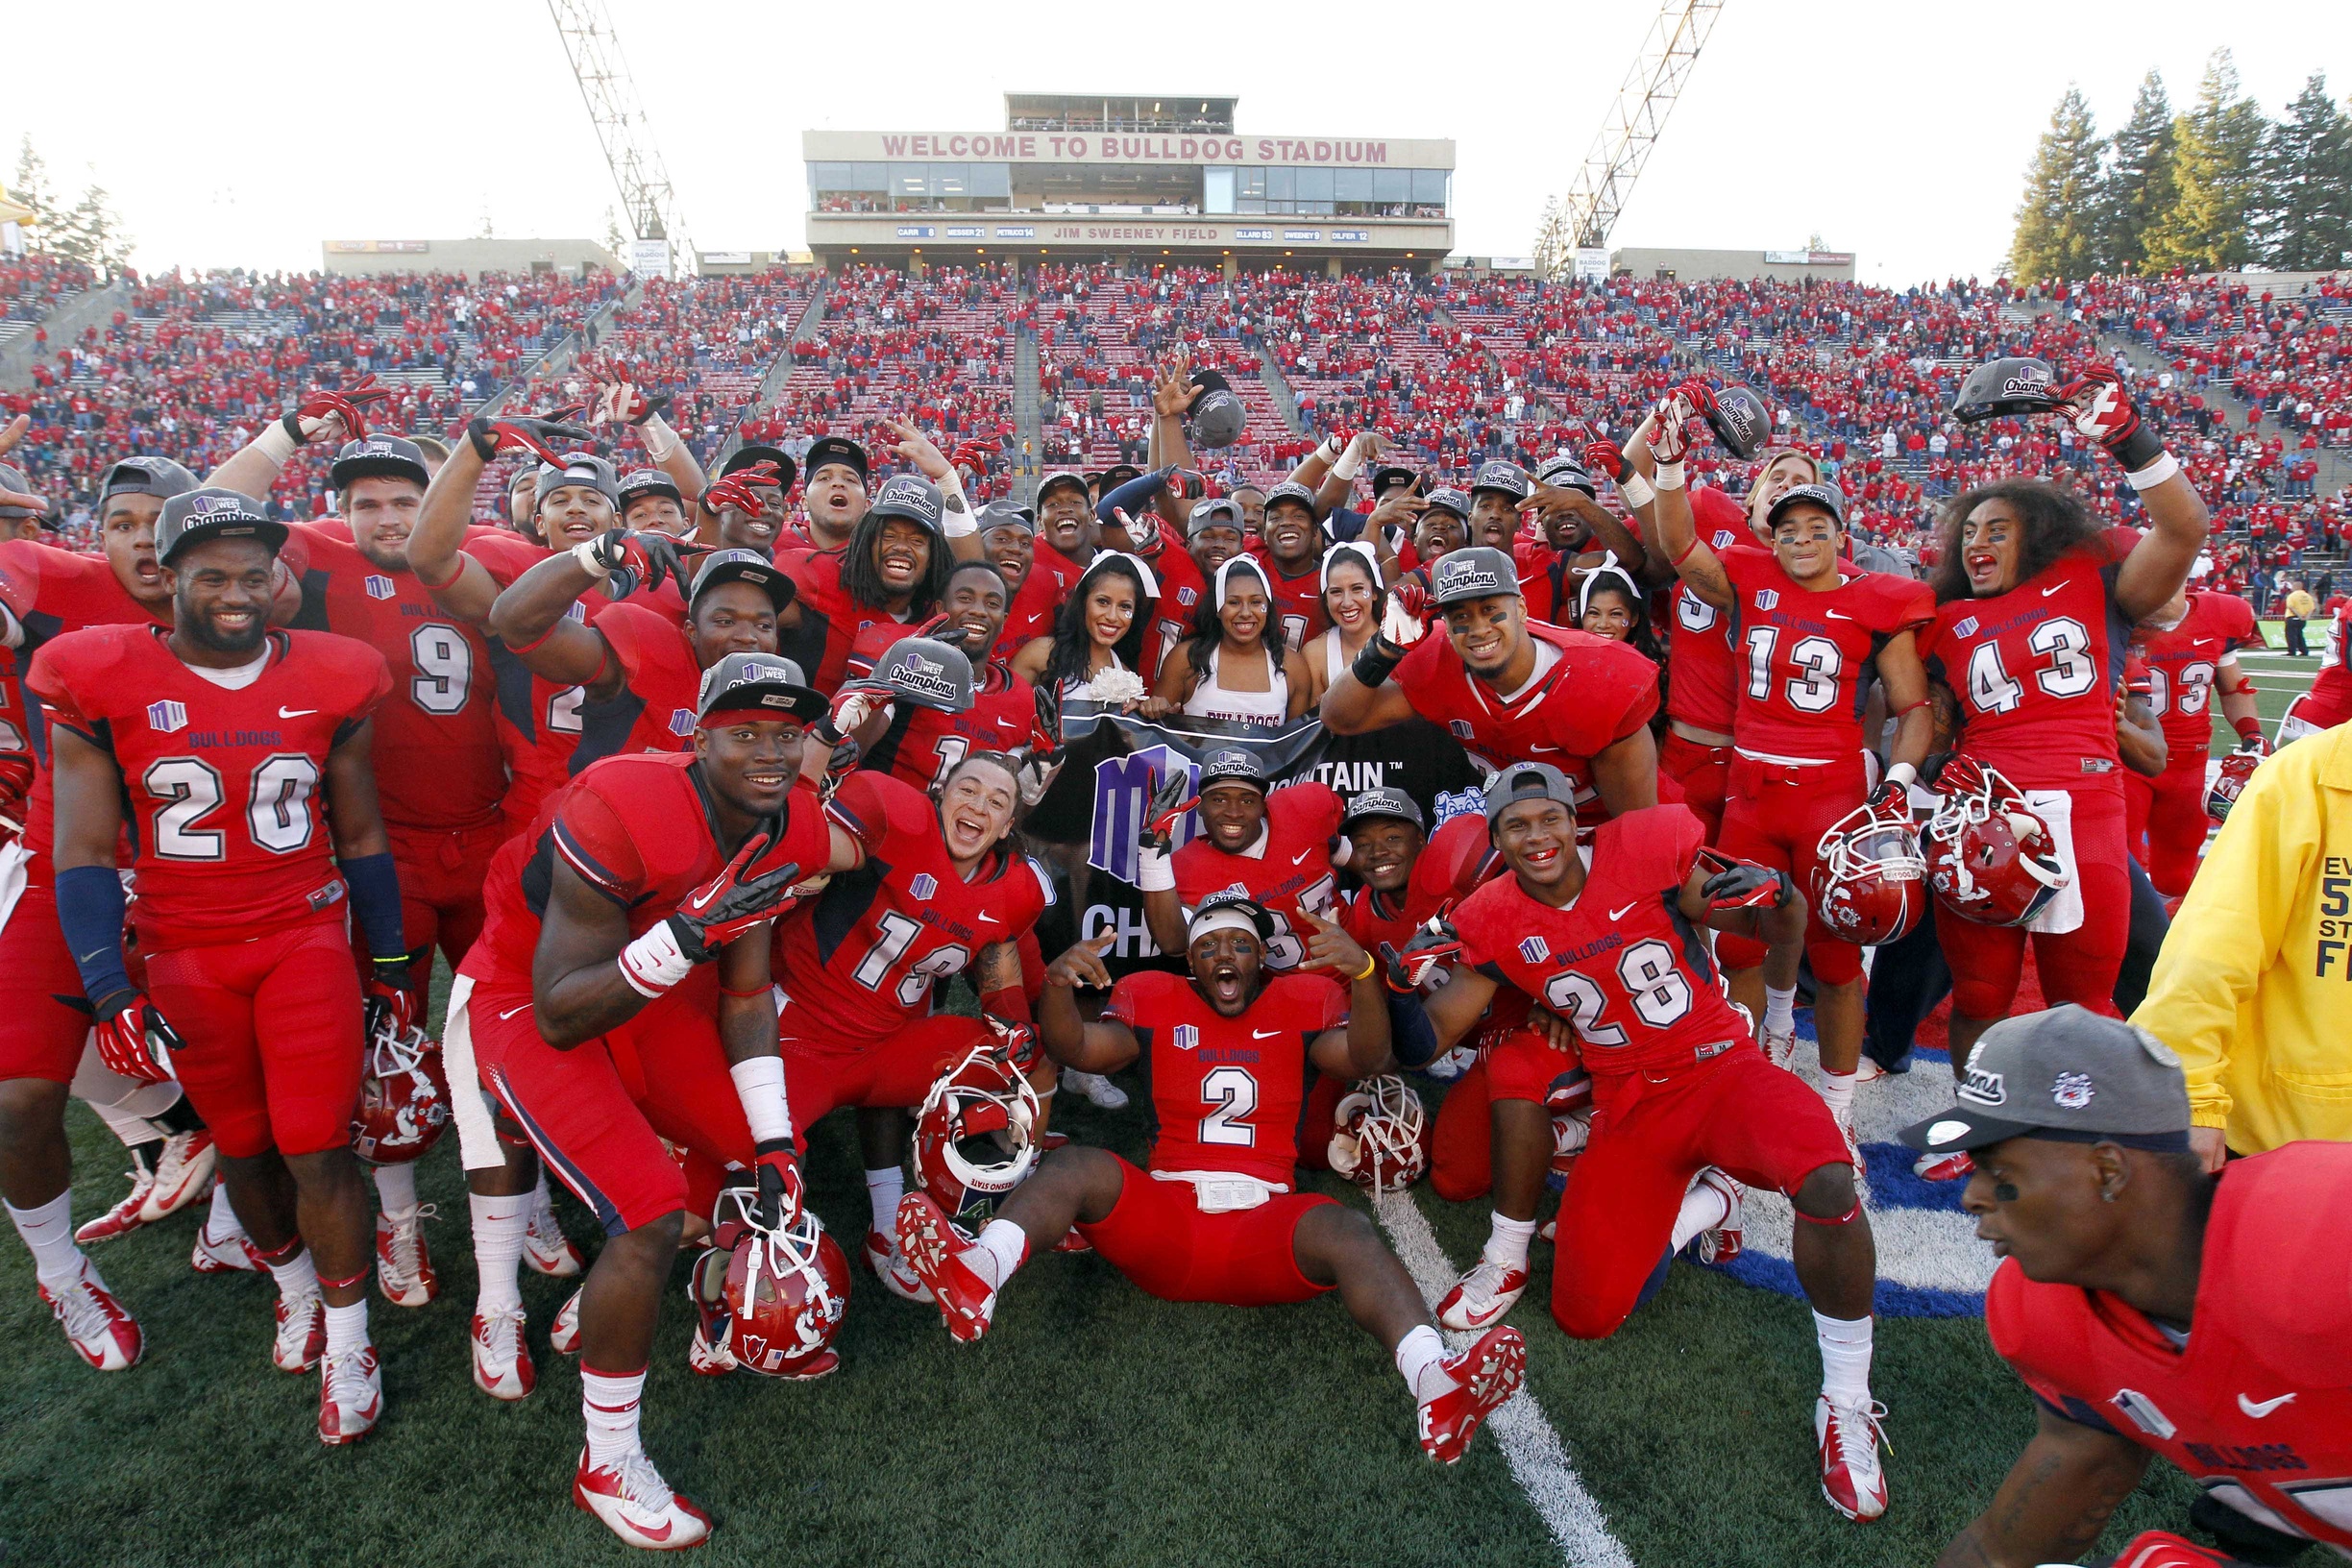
[2132,720,2352,1166]
[2283,581,2316,656]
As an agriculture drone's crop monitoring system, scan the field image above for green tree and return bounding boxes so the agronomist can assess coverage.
[2096,70,2176,273]
[2257,73,2352,271]
[2144,49,2269,273]
[48,177,134,278]
[602,205,625,257]
[2010,86,2107,280]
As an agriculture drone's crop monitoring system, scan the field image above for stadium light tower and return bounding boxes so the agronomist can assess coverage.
[1533,0,1726,277]
[547,0,689,274]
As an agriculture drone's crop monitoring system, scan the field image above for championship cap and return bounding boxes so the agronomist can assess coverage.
[1766,481,1847,530]
[1340,787,1426,833]
[869,475,945,536]
[331,434,430,492]
[723,444,797,493]
[1482,761,1580,828]
[1897,1005,2193,1156]
[694,651,826,725]
[689,548,796,611]
[618,468,684,510]
[1469,460,1530,502]
[1095,463,1143,491]
[1534,453,1596,499]
[0,462,38,522]
[1700,383,1772,460]
[1198,748,1268,793]
[801,436,870,486]
[155,487,287,565]
[976,498,1036,535]
[1186,369,1245,450]
[96,455,198,506]
[1036,470,1090,504]
[1420,486,1471,522]
[535,453,622,508]
[1429,545,1521,607]
[1188,889,1277,944]
[1262,479,1318,518]
[1951,356,2062,426]
[873,634,976,714]
[1188,497,1246,537]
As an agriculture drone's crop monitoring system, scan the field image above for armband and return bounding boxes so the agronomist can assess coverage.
[938,473,974,536]
[2123,451,2180,492]
[1136,845,1176,893]
[1332,446,1364,482]
[1349,635,1407,691]
[55,865,134,1006]
[619,921,695,998]
[339,850,407,965]
[728,1055,794,1145]
[1384,986,1440,1069]
[1652,460,1685,492]
[2232,714,2264,743]
[1617,473,1655,509]
[253,420,301,466]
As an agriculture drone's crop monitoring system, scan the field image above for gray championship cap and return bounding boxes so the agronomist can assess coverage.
[1199,747,1268,792]
[1261,479,1318,519]
[695,651,827,724]
[1469,460,1531,502]
[1341,787,1426,833]
[331,435,430,492]
[1420,485,1471,522]
[536,453,622,508]
[1897,1005,2193,1156]
[0,462,38,521]
[1482,761,1580,828]
[976,498,1036,535]
[1534,453,1597,499]
[1188,497,1246,537]
[690,548,797,611]
[618,468,685,509]
[1429,545,1522,607]
[1186,370,1245,450]
[156,488,287,565]
[96,454,199,505]
[869,474,945,536]
[1765,480,1847,530]
[873,634,976,714]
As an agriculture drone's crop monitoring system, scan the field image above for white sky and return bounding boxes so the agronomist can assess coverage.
[7,0,2347,287]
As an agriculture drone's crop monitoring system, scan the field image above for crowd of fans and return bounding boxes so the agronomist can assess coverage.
[0,252,94,323]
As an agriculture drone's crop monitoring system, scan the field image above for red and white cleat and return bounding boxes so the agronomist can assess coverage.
[317,1346,382,1446]
[686,1313,737,1377]
[139,1131,216,1223]
[1693,1168,1747,1266]
[1815,1395,1891,1522]
[2106,1531,2236,1568]
[1435,1258,1529,1333]
[548,1286,582,1356]
[73,1155,158,1245]
[864,1229,931,1303]
[1417,1325,1527,1463]
[1834,1108,1863,1174]
[38,1265,143,1370]
[573,1447,711,1552]
[376,1207,439,1309]
[470,1305,534,1401]
[1912,1149,1974,1183]
[190,1215,265,1274]
[273,1289,327,1374]
[524,1186,584,1278]
[1761,1028,1801,1072]
[1851,1058,1894,1087]
[894,1192,997,1343]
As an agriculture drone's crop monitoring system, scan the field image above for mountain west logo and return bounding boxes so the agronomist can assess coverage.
[1753,590,1779,613]
[910,873,938,900]
[1519,936,1549,964]
[668,709,695,737]
[147,699,188,734]
[364,575,397,600]
[1170,1024,1200,1052]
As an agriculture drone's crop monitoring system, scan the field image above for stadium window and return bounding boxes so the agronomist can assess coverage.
[891,163,930,197]
[852,162,889,192]
[1410,168,1448,212]
[1205,167,1236,214]
[1296,168,1334,208]
[1372,168,1409,212]
[932,164,969,196]
[1334,168,1373,207]
[812,162,854,192]
[1265,167,1295,210]
[968,163,1011,199]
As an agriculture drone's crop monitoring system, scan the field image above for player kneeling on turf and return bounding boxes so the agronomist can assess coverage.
[896,892,1528,1465]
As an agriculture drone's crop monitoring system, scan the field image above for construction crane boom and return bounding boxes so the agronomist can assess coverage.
[546,0,687,269]
[1535,0,1725,276]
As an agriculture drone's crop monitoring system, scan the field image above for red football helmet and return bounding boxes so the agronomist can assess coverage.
[351,1024,450,1164]
[1810,804,1926,945]
[2206,745,2263,824]
[1546,1069,1593,1178]
[1923,758,2070,927]
[1326,1075,1427,1192]
[700,1187,849,1380]
[911,1041,1041,1215]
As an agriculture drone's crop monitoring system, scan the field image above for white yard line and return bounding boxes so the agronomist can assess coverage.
[1374,1188,1637,1568]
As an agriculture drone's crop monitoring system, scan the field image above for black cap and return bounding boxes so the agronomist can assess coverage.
[802,436,870,486]
[1898,1005,2194,1156]
[1534,453,1596,499]
[1700,383,1771,460]
[1470,461,1531,502]
[1766,481,1847,529]
[1188,889,1277,943]
[1429,545,1522,607]
[722,444,797,493]
[1188,497,1246,537]
[873,635,976,714]
[331,435,430,492]
[1341,787,1425,833]
[96,455,198,506]
[536,453,622,509]
[1951,356,2062,426]
[1198,747,1268,792]
[690,548,796,611]
[1482,761,1580,828]
[1372,465,1420,496]
[1186,370,1245,450]
[869,475,945,536]
[156,487,287,565]
[1262,479,1317,518]
[694,651,826,724]
[618,468,684,510]
[1095,463,1142,491]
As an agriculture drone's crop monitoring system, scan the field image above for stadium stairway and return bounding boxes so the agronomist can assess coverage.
[1254,344,1306,435]
[1014,321,1043,502]
[702,273,835,476]
[0,279,128,393]
[459,279,645,522]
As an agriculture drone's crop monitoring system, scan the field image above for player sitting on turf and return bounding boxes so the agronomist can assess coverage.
[895,892,1529,1466]
[1398,764,1893,1522]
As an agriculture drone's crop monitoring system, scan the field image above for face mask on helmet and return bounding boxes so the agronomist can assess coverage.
[912,1041,1041,1220]
[1810,806,1927,946]
[1326,1075,1427,1193]
[351,1026,450,1164]
[696,1188,849,1380]
[1923,760,2070,927]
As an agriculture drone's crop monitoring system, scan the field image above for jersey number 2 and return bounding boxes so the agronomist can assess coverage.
[1198,1065,1259,1146]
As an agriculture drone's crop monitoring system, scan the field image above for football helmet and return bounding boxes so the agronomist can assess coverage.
[1810,804,1927,945]
[1326,1076,1427,1192]
[911,1041,1041,1213]
[350,1025,450,1164]
[700,1185,849,1380]
[1923,758,2070,927]
[2206,744,2263,824]
[1546,1070,1594,1178]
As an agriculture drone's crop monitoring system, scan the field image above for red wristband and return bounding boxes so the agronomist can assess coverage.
[2233,714,2263,741]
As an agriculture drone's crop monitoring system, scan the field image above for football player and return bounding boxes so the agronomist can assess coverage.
[454,653,868,1545]
[1004,470,1101,663]
[977,502,1046,658]
[777,475,968,695]
[841,564,1041,789]
[895,893,1530,1466]
[1138,749,1341,971]
[694,445,798,557]
[35,488,406,1442]
[780,435,870,553]
[1247,481,1333,649]
[2126,588,2264,898]
[1321,545,1660,826]
[1402,765,1890,1521]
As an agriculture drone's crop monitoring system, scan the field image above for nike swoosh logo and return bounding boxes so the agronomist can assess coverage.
[2238,1391,2296,1418]
[2041,583,2067,598]
[978,912,1000,924]
[278,707,317,718]
[621,1515,674,1544]
[1607,903,1638,920]
[687,883,723,913]
[1825,610,1852,621]
[1291,849,1312,866]
[1252,1029,1284,1039]
[497,1004,530,1021]
[1528,745,1560,754]
[994,718,1020,728]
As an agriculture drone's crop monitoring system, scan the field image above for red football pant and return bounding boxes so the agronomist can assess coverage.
[0,883,99,1085]
[1935,786,2130,1020]
[2122,760,2206,899]
[383,819,505,982]
[1713,753,1868,985]
[1078,1154,1335,1306]
[1553,1046,1850,1338]
[142,919,362,1160]
[1430,1027,1581,1203]
[1658,730,1732,844]
[780,1015,992,1139]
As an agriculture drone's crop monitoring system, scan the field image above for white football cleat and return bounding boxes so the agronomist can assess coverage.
[1062,1069,1128,1110]
[1423,1045,1476,1082]
[376,1206,439,1309]
[524,1185,584,1277]
[38,1265,143,1370]
[139,1131,217,1222]
[1851,1058,1894,1087]
[190,1215,265,1274]
[1816,1395,1891,1522]
[273,1289,327,1374]
[1693,1168,1747,1266]
[573,1447,711,1552]
[470,1305,534,1401]
[1833,1107,1863,1173]
[864,1229,932,1303]
[1912,1149,1974,1183]
[549,1286,582,1356]
[1435,1257,1530,1333]
[73,1153,158,1244]
[1761,1028,1800,1071]
[318,1346,382,1446]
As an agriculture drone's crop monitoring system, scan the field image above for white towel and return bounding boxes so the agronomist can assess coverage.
[0,839,30,932]
[439,974,507,1172]
[2021,788,2084,936]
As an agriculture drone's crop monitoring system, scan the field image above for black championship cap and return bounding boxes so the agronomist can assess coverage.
[695,651,826,724]
[723,444,798,493]
[1766,481,1847,529]
[1199,747,1269,792]
[331,435,430,492]
[618,468,684,509]
[156,487,287,565]
[801,436,870,486]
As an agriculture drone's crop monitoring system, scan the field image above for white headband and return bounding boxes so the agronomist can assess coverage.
[1319,540,1384,593]
[1087,550,1161,601]
[1213,554,1271,610]
[1576,557,1641,621]
[1187,907,1262,945]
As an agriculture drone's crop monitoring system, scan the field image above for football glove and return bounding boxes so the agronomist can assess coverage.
[585,358,673,426]
[1032,682,1065,752]
[1380,912,1464,994]
[92,992,184,1086]
[363,960,419,1044]
[668,836,807,964]
[467,407,595,465]
[1350,579,1430,690]
[1583,438,1629,483]
[985,1015,1041,1075]
[1698,856,1794,913]
[2048,364,2165,472]
[576,528,707,600]
[753,1142,805,1232]
[815,680,894,747]
[282,374,391,445]
[698,461,780,519]
[1867,779,1916,825]
[1650,394,1694,465]
[1139,770,1196,853]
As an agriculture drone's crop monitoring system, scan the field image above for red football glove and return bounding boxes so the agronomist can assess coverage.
[579,528,708,600]
[1696,851,1794,912]
[1867,779,1915,825]
[363,959,419,1044]
[1381,912,1463,993]
[585,357,673,427]
[2048,364,2165,470]
[1139,770,1196,853]
[665,835,807,963]
[0,751,33,835]
[467,406,595,465]
[282,374,392,446]
[985,1015,1041,1075]
[699,460,781,519]
[2103,1531,2242,1568]
[93,993,184,1086]
[948,441,993,474]
[1583,439,1629,483]
[1649,395,1694,465]
[1383,578,1431,645]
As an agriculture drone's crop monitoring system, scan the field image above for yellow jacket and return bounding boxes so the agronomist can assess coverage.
[2133,723,2352,1152]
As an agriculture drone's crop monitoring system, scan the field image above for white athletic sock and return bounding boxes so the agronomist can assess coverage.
[1763,986,1798,1036]
[470,1191,530,1314]
[1394,1323,1450,1400]
[1814,1311,1874,1406]
[7,1193,86,1290]
[325,1298,370,1360]
[864,1166,905,1233]
[1670,1181,1733,1251]
[581,1364,648,1467]
[207,1181,244,1236]
[1482,1212,1537,1272]
[371,1164,420,1222]
[971,1218,1029,1290]
[268,1246,321,1302]
[1819,1069,1856,1119]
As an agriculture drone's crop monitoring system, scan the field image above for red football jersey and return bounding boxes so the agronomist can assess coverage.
[1723,551,1933,763]
[1663,487,1754,734]
[282,527,505,832]
[771,772,1049,1041]
[1143,543,1210,677]
[1393,621,1659,825]
[998,539,1089,665]
[1338,813,1495,957]
[1452,805,1749,1077]
[1988,1141,2352,1554]
[1170,781,1343,971]
[2141,590,2261,760]
[845,620,1039,790]
[29,626,392,951]
[1103,968,1349,1186]
[462,751,838,988]
[775,548,913,695]
[580,601,702,762]
[1921,547,2131,794]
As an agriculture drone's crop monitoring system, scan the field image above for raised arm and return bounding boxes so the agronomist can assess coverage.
[206,376,392,499]
[486,552,626,695]
[1317,577,1428,735]
[1034,936,1142,1074]
[2049,368,2208,622]
[1646,397,1733,610]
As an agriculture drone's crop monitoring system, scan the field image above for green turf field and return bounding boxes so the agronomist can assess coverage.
[0,654,2327,1568]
